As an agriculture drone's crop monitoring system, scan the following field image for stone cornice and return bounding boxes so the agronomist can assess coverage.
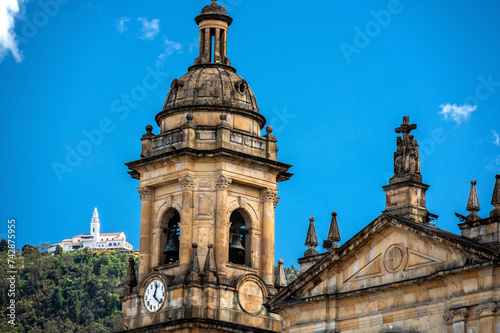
[126,147,293,175]
[155,105,266,129]
[269,261,499,311]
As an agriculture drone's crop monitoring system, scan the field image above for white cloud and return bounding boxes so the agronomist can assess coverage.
[438,103,477,123]
[487,155,500,170]
[156,39,182,66]
[0,0,24,63]
[138,17,160,40]
[492,130,500,147]
[116,17,131,34]
[189,38,199,53]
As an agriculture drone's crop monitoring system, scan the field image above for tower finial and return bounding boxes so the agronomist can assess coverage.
[466,180,481,221]
[124,256,138,294]
[212,0,217,3]
[304,217,319,257]
[186,243,201,283]
[274,259,287,290]
[490,174,500,217]
[323,212,341,251]
[202,243,217,283]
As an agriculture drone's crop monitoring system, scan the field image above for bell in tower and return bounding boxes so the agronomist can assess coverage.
[162,229,179,264]
[120,1,293,332]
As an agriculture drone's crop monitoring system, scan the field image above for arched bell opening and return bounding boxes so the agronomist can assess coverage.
[228,209,252,267]
[160,209,180,265]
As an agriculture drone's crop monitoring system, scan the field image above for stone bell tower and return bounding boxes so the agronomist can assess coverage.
[120,2,292,332]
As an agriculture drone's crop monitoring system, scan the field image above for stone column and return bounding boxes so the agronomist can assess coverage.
[204,28,211,62]
[261,188,278,286]
[214,28,221,62]
[215,175,231,279]
[179,175,195,276]
[222,30,228,63]
[138,186,154,284]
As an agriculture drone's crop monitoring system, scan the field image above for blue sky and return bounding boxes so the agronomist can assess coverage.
[1,0,499,267]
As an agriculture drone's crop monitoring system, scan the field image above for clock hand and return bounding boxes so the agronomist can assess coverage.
[153,284,161,303]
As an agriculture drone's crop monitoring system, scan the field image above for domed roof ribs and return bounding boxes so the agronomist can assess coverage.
[192,67,205,106]
[215,66,225,106]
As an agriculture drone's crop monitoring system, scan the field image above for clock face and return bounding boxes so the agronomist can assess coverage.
[143,279,165,312]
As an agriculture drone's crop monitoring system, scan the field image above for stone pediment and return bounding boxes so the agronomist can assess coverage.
[268,214,500,310]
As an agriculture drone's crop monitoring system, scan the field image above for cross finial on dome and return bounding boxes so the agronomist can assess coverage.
[212,0,217,3]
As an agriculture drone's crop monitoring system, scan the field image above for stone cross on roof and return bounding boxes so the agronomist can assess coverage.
[395,116,417,144]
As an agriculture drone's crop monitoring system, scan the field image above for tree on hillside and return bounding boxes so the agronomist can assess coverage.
[54,244,63,255]
[0,238,8,252]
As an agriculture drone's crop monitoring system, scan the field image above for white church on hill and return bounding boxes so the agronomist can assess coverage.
[49,208,133,252]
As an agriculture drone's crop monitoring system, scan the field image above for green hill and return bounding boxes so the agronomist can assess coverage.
[0,242,135,332]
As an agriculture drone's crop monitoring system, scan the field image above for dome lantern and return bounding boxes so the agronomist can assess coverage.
[194,0,232,66]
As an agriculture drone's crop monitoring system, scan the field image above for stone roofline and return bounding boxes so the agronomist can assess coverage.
[268,260,499,311]
[267,213,500,310]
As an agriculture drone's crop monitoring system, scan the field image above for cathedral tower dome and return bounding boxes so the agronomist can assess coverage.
[158,66,260,119]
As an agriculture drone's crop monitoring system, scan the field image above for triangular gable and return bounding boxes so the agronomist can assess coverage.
[268,214,500,310]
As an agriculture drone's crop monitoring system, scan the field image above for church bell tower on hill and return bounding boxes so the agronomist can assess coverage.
[120,2,292,332]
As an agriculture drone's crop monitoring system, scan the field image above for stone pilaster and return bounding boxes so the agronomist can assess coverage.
[262,187,278,286]
[475,302,497,332]
[179,175,195,277]
[215,175,231,279]
[443,307,469,333]
[138,186,154,283]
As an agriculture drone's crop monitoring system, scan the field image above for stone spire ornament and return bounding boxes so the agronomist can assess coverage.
[202,243,217,283]
[304,217,319,257]
[383,116,431,223]
[186,243,201,283]
[124,256,138,294]
[393,116,420,176]
[323,212,341,251]
[491,174,500,217]
[274,259,286,290]
[466,180,481,221]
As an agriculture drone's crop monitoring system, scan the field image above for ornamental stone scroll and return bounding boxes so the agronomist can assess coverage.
[138,186,154,201]
[262,188,278,203]
[178,175,195,191]
[443,307,469,323]
[215,175,232,190]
